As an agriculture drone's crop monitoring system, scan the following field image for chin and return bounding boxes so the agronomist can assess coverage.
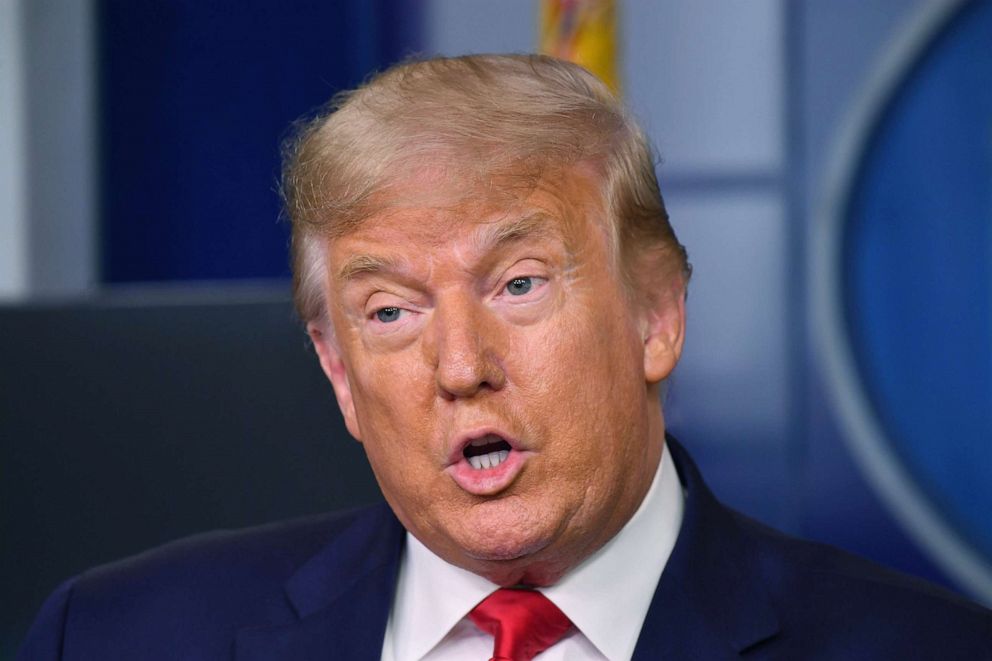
[454,511,548,553]
[453,500,559,559]
[463,536,546,562]
[448,521,564,586]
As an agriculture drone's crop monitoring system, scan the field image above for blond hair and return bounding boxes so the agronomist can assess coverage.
[281,53,689,323]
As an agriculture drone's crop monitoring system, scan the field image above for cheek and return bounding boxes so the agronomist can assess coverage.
[349,368,443,525]
[521,308,644,455]
[347,355,433,456]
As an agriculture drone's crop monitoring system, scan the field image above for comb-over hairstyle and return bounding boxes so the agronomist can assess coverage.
[281,53,690,323]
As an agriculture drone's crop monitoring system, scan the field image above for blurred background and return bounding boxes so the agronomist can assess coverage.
[2,0,990,655]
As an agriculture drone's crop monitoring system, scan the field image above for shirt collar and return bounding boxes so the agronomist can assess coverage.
[388,529,494,660]
[387,442,684,661]
[539,442,684,660]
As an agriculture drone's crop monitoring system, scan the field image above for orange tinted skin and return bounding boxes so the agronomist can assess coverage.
[309,168,685,587]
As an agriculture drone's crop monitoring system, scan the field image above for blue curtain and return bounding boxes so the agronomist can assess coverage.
[98,0,422,283]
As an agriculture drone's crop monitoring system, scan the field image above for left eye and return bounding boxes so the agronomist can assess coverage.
[375,307,402,323]
[505,277,534,296]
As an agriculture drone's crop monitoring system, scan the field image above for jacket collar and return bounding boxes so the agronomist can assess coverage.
[235,503,404,661]
[632,435,780,658]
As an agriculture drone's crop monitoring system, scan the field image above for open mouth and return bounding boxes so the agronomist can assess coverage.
[463,433,513,470]
[447,429,529,495]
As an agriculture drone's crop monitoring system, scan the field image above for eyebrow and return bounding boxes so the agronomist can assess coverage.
[336,253,407,283]
[472,212,563,254]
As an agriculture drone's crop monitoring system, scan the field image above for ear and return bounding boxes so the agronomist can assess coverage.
[307,321,362,442]
[642,284,687,384]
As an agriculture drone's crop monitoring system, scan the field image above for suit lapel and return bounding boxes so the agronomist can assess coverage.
[235,504,405,661]
[632,437,780,659]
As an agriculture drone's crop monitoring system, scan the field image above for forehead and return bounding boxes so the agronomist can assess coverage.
[329,165,607,267]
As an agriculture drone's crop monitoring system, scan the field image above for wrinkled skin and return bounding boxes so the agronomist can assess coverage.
[309,167,685,586]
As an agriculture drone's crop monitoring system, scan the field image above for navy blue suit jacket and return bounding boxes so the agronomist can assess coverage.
[18,438,992,659]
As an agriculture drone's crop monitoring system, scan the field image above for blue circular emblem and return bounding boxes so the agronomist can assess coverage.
[814,0,992,603]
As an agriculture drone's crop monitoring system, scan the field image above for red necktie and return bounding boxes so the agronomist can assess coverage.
[468,588,574,661]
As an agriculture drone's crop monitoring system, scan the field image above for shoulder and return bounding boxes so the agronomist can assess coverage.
[72,506,368,598]
[664,436,991,658]
[18,504,391,661]
[734,510,992,656]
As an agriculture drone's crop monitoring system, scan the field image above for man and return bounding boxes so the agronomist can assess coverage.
[19,54,991,660]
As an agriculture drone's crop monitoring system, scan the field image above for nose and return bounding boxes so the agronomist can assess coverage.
[424,295,506,400]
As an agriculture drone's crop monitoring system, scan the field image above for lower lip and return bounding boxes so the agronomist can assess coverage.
[446,449,530,496]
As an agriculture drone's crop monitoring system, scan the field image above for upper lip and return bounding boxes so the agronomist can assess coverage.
[446,427,521,466]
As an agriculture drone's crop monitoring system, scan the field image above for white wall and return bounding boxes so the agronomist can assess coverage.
[0,0,96,301]
[0,0,28,298]
[623,0,784,176]
[427,0,784,174]
[426,0,535,54]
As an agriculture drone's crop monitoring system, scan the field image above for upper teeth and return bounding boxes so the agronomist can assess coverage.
[468,450,509,470]
[470,435,500,447]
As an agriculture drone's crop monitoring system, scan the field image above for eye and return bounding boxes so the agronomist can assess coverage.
[375,306,402,323]
[506,277,534,296]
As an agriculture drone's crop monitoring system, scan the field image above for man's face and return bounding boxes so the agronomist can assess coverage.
[310,168,683,585]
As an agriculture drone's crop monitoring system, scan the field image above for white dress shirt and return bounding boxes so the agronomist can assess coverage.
[380,443,684,661]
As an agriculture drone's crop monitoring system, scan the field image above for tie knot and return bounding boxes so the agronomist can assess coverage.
[468,588,573,661]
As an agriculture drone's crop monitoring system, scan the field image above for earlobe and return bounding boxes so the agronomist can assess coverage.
[307,322,362,442]
[642,287,687,384]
